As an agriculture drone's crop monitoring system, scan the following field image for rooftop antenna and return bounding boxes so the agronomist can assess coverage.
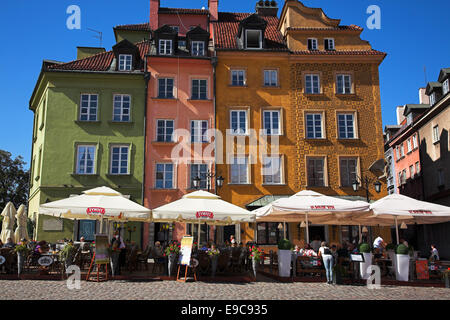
[87,28,103,47]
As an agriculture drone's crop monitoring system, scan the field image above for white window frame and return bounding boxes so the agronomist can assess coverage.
[245,29,262,49]
[230,156,249,184]
[76,145,96,175]
[305,74,320,94]
[340,157,358,187]
[409,165,414,179]
[336,74,352,94]
[443,79,449,95]
[262,110,281,135]
[432,125,440,143]
[429,92,436,105]
[406,138,412,153]
[190,163,208,189]
[231,70,246,86]
[337,113,356,139]
[79,94,98,121]
[400,144,405,157]
[262,155,283,185]
[230,110,248,135]
[159,39,173,55]
[113,94,131,122]
[118,54,132,71]
[190,120,209,143]
[110,145,130,175]
[191,41,205,56]
[191,79,208,100]
[324,38,335,50]
[156,119,174,142]
[305,113,324,139]
[415,162,420,176]
[395,146,400,160]
[264,69,278,87]
[308,38,318,50]
[155,163,174,189]
[413,134,418,149]
[307,157,326,187]
[158,78,174,98]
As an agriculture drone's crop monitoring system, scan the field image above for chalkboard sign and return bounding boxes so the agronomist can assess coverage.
[179,236,194,266]
[94,234,110,265]
[350,253,365,263]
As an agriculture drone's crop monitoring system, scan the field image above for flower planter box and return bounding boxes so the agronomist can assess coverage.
[396,254,410,282]
[360,253,372,280]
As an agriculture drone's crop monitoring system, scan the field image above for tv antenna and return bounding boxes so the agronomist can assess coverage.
[87,28,103,47]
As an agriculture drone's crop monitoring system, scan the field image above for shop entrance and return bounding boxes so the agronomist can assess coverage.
[154,223,170,247]
[224,225,235,244]
[308,226,326,243]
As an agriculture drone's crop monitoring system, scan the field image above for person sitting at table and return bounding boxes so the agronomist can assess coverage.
[3,238,16,249]
[373,247,383,259]
[294,245,301,254]
[302,244,317,257]
[373,235,386,253]
[429,244,439,262]
[35,241,49,254]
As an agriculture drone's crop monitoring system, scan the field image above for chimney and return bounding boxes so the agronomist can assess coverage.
[255,0,279,17]
[396,106,406,125]
[150,0,160,31]
[418,87,430,105]
[208,0,218,21]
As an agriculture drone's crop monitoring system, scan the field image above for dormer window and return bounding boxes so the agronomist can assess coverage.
[159,39,173,55]
[245,29,262,49]
[118,54,132,71]
[170,26,179,34]
[443,79,449,95]
[191,41,205,56]
[429,92,436,105]
[324,38,335,51]
[308,38,318,51]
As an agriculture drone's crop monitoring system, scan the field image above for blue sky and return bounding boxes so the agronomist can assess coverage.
[1,0,449,167]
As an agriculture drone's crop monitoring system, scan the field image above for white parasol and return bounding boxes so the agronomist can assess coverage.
[1,202,17,243]
[15,204,29,242]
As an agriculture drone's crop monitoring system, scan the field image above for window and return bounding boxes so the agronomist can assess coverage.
[264,70,278,87]
[191,79,207,100]
[402,169,407,184]
[156,120,174,142]
[307,38,318,50]
[400,144,405,157]
[340,157,357,187]
[159,39,172,55]
[305,74,320,94]
[429,92,436,105]
[110,146,129,175]
[406,138,412,153]
[191,41,205,56]
[230,156,249,184]
[190,120,208,143]
[337,113,355,139]
[118,54,132,71]
[170,26,179,34]
[413,134,418,149]
[443,79,449,95]
[398,171,403,186]
[409,165,414,179]
[415,162,420,176]
[76,145,96,175]
[257,222,289,245]
[307,157,325,187]
[324,38,335,50]
[158,78,174,98]
[262,156,283,184]
[113,94,131,122]
[190,164,208,189]
[231,70,246,86]
[245,29,262,49]
[437,169,445,186]
[230,110,248,135]
[305,113,323,139]
[336,74,352,94]
[263,110,280,135]
[178,40,186,47]
[432,125,440,143]
[395,146,400,160]
[79,94,98,121]
[155,163,174,189]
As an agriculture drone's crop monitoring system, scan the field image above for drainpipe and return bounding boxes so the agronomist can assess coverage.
[142,52,151,249]
[211,53,218,243]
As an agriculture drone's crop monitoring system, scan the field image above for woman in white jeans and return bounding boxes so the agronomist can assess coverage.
[318,241,334,285]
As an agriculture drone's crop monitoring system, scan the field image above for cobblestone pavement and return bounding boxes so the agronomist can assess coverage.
[0,275,449,300]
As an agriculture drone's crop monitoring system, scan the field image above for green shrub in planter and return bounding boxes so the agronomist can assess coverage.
[278,239,293,250]
[386,243,396,251]
[396,244,409,255]
[359,243,371,253]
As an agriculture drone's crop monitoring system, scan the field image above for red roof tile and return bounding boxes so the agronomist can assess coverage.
[159,7,209,15]
[291,49,386,56]
[114,23,151,31]
[286,25,363,32]
[48,41,150,72]
[212,12,287,50]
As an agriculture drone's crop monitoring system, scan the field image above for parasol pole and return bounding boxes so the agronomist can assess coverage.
[198,221,201,246]
[283,221,286,239]
[100,216,104,234]
[305,212,310,244]
[359,224,362,243]
[395,216,399,244]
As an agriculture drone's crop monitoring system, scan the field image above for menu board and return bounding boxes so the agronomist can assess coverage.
[94,234,110,265]
[179,236,194,266]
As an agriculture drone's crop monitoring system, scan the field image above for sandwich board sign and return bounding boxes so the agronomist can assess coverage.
[179,236,194,266]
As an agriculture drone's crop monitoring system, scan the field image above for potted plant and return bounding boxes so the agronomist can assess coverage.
[249,245,263,278]
[164,242,180,277]
[396,244,410,281]
[14,244,30,276]
[358,243,372,279]
[277,239,292,277]
[207,246,220,277]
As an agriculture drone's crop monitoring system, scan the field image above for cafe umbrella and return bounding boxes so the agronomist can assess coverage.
[1,202,17,243]
[14,204,29,242]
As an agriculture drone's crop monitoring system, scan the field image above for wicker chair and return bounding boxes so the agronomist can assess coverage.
[137,246,151,271]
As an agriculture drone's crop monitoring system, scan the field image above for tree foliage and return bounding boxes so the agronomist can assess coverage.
[0,149,29,209]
